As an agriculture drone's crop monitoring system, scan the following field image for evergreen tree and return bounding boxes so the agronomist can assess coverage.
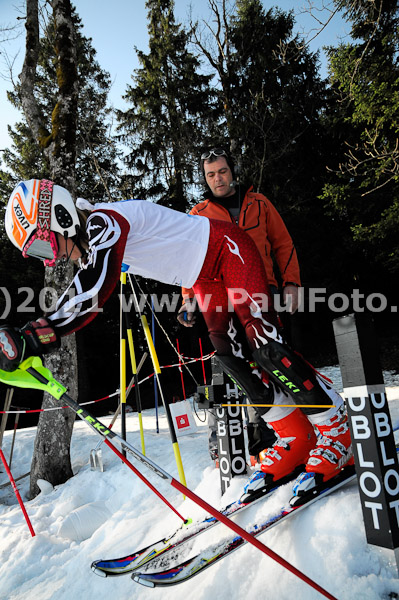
[116,0,215,210]
[2,9,120,202]
[0,0,120,497]
[229,1,328,202]
[321,0,399,275]
[193,1,343,292]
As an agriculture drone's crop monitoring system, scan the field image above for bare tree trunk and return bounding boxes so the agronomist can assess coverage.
[19,0,79,498]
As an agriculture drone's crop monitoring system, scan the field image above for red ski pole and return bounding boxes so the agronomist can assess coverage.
[199,337,206,384]
[0,448,35,537]
[176,338,186,399]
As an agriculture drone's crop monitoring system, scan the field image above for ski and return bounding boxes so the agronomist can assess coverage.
[132,464,356,587]
[91,469,301,577]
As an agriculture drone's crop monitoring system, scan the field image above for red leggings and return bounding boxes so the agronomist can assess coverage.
[193,219,282,356]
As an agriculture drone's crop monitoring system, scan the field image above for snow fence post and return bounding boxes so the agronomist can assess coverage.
[333,313,399,573]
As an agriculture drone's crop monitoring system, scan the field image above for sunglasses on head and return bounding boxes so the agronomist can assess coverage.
[201,148,227,161]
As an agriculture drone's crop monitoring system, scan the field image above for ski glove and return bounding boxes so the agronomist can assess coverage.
[0,326,26,372]
[21,318,60,356]
[0,319,59,373]
[177,299,197,327]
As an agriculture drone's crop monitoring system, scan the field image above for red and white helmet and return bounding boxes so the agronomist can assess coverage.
[5,179,80,266]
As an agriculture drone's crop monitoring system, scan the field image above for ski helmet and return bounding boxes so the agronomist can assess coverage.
[5,179,80,266]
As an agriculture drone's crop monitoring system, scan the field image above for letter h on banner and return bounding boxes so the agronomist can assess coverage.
[333,313,399,571]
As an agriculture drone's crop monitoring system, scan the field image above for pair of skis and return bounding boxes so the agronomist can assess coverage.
[0,359,346,600]
[91,469,299,578]
[92,464,356,587]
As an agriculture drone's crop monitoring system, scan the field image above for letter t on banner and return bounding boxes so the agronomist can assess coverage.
[333,313,399,573]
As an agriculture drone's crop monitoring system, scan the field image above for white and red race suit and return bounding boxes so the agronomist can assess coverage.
[46,199,281,353]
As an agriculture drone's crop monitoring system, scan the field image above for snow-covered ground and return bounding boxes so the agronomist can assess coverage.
[1,367,399,600]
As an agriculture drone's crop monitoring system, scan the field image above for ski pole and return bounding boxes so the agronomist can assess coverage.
[128,274,187,491]
[0,360,187,525]
[176,338,186,399]
[199,337,206,384]
[92,350,148,464]
[9,411,20,469]
[120,272,128,456]
[123,289,146,455]
[0,447,35,537]
[0,388,13,448]
[2,358,338,600]
[151,296,160,434]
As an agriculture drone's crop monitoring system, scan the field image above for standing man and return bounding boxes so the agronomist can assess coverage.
[178,147,301,464]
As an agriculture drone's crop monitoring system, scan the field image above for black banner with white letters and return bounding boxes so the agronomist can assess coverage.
[334,314,399,550]
[215,387,246,494]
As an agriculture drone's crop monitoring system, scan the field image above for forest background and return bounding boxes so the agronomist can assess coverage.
[0,0,398,435]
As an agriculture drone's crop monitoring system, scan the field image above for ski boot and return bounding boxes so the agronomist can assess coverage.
[290,404,354,506]
[240,408,316,503]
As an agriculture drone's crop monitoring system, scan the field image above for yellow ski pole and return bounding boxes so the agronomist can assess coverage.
[128,274,187,492]
[124,300,146,455]
[120,272,128,456]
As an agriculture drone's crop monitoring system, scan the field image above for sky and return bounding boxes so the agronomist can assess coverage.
[1,365,399,600]
[0,0,351,165]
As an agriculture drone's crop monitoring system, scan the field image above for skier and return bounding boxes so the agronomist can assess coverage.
[0,178,353,497]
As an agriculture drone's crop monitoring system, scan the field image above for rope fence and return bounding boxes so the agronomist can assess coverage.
[0,351,215,416]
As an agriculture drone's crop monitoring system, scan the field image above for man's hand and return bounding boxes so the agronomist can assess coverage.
[21,318,60,355]
[0,326,25,372]
[283,284,300,314]
[177,299,197,327]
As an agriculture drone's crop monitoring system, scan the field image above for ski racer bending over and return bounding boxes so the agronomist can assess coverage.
[0,179,353,498]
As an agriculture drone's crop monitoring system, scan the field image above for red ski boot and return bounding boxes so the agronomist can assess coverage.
[241,409,316,501]
[306,405,354,482]
[259,408,317,481]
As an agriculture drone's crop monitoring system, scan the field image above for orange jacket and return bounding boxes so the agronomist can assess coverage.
[182,187,301,300]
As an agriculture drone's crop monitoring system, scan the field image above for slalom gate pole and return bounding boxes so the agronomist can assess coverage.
[176,338,186,399]
[151,297,160,434]
[9,411,20,469]
[199,337,206,384]
[124,299,146,455]
[119,272,128,456]
[0,447,35,537]
[128,274,187,491]
[0,358,338,600]
[0,388,13,447]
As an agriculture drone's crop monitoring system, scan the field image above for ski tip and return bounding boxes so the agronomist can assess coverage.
[91,563,108,578]
[132,574,155,588]
[238,493,251,504]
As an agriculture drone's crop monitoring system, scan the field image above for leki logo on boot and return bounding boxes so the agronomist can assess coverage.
[272,369,300,393]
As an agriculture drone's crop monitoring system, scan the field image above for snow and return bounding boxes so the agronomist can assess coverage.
[1,366,399,600]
